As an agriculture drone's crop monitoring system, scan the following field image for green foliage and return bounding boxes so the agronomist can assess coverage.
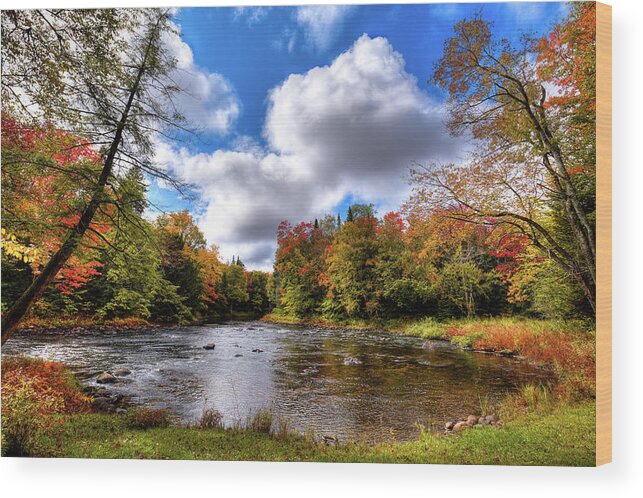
[401,318,447,339]
[222,264,249,312]
[439,261,497,317]
[0,378,59,456]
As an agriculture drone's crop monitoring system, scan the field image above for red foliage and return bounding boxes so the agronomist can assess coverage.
[1,356,91,414]
[2,115,110,293]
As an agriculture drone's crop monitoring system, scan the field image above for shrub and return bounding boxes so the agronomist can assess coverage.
[125,408,174,429]
[248,408,273,433]
[196,408,224,429]
[1,356,90,456]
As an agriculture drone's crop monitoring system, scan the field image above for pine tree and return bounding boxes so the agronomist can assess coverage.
[337,213,342,227]
[314,219,319,229]
[347,207,354,223]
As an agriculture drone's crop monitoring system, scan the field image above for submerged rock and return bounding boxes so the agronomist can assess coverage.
[422,341,438,351]
[96,371,117,384]
[203,343,216,350]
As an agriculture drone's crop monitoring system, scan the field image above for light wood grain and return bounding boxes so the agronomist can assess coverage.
[596,1,612,467]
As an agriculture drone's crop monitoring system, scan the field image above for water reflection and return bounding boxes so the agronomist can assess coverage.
[2,321,552,442]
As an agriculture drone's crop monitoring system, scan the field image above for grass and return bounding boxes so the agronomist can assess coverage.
[21,400,595,465]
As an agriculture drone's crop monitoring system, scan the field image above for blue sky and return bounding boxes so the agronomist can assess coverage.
[150,2,568,269]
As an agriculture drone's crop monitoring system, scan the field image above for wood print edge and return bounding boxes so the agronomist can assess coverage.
[595,0,612,467]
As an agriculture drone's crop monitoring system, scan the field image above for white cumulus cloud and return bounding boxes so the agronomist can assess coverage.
[157,35,464,270]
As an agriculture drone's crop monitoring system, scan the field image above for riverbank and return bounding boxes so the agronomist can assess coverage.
[15,311,262,335]
[1,358,595,465]
[20,401,595,465]
[262,312,596,397]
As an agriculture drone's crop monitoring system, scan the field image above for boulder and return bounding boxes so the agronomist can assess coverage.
[479,417,490,426]
[113,368,131,377]
[96,371,117,384]
[485,414,498,424]
[203,343,216,350]
[252,348,264,353]
[466,415,478,426]
[445,421,455,431]
[453,421,469,432]
[91,396,115,413]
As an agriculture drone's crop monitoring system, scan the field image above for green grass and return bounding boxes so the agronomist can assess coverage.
[399,317,448,339]
[32,400,595,465]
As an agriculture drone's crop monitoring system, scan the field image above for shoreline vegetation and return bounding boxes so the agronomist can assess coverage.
[2,314,596,464]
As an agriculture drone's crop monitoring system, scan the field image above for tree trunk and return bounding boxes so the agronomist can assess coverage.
[1,25,157,345]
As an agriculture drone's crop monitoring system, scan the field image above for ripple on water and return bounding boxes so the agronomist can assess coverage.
[2,321,553,443]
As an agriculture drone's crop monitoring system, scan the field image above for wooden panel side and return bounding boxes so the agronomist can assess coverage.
[596,1,612,467]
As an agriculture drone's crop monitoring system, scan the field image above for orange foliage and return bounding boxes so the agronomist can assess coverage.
[445,322,595,396]
[1,356,91,414]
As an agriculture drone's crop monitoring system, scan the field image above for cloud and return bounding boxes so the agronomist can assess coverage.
[296,5,354,52]
[157,35,463,270]
[161,23,240,134]
[233,7,272,26]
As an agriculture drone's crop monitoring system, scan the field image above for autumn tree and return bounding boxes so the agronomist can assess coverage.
[413,5,597,314]
[1,9,190,342]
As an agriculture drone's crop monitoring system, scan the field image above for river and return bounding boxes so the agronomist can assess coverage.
[2,320,553,442]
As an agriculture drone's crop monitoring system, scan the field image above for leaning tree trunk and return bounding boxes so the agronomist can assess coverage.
[1,31,155,345]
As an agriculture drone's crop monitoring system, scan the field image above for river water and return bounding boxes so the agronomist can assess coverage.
[2,321,552,442]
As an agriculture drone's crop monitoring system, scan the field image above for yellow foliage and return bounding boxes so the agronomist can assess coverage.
[1,228,39,263]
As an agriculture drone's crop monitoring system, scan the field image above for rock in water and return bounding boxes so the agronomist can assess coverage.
[343,357,362,366]
[422,341,438,351]
[203,343,216,350]
[252,348,264,353]
[113,368,131,377]
[96,372,117,384]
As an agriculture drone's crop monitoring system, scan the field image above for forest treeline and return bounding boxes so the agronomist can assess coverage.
[1,4,596,332]
[1,118,274,322]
